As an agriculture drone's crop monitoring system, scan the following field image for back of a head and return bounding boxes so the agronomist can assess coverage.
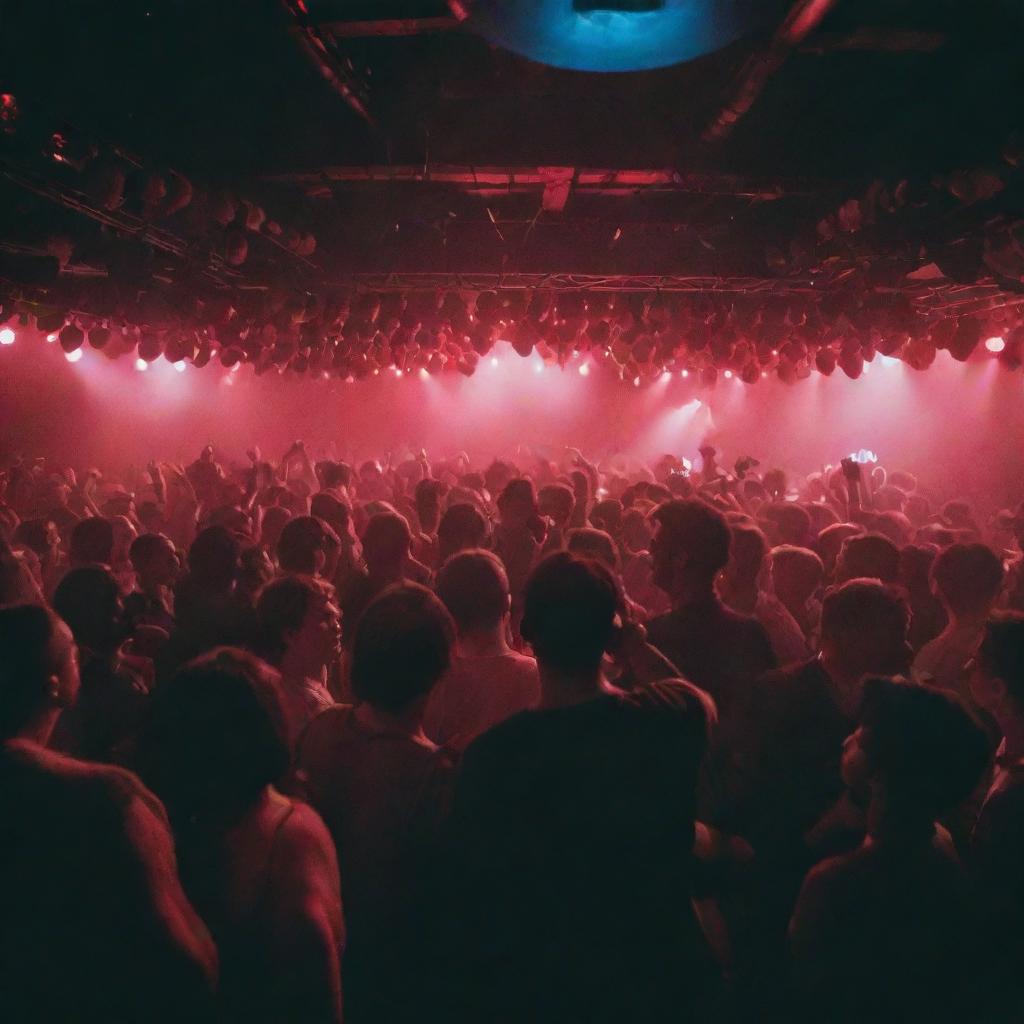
[821,578,909,669]
[979,613,1024,708]
[0,604,66,740]
[728,523,768,582]
[277,515,334,576]
[310,493,352,537]
[436,549,509,636]
[362,510,412,568]
[652,498,731,580]
[567,527,619,573]
[256,574,333,665]
[837,532,901,585]
[589,498,624,537]
[859,676,990,823]
[438,502,489,563]
[70,516,114,566]
[538,483,575,525]
[522,551,620,675]
[351,582,454,713]
[52,566,121,652]
[129,532,172,573]
[138,648,289,823]
[775,503,812,546]
[319,460,351,491]
[899,543,939,589]
[13,519,51,558]
[931,543,1004,618]
[498,478,537,518]
[771,545,824,592]
[188,525,241,591]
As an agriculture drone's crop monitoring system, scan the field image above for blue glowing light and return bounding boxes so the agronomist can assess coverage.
[468,0,764,73]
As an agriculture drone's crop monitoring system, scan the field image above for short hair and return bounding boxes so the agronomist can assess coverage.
[256,575,335,665]
[590,498,624,537]
[436,549,509,634]
[350,583,454,713]
[821,579,909,659]
[129,532,174,573]
[414,478,447,519]
[0,604,68,740]
[771,545,824,587]
[318,460,351,490]
[277,516,337,576]
[137,648,290,822]
[310,493,352,535]
[775,504,812,546]
[899,543,939,587]
[497,478,537,515]
[978,613,1024,708]
[651,498,731,579]
[70,516,114,565]
[362,511,412,566]
[52,566,121,651]
[188,525,241,591]
[728,523,768,581]
[437,503,489,565]
[567,527,619,572]
[522,552,620,674]
[859,676,990,822]
[836,533,901,584]
[13,519,53,558]
[538,484,575,524]
[931,543,1004,618]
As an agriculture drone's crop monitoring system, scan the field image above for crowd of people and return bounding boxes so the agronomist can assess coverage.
[2,438,1024,1022]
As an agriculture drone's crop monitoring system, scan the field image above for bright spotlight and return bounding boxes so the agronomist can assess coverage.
[680,369,689,378]
[65,348,83,363]
[660,371,672,383]
[986,336,1006,353]
[491,357,499,367]
[395,368,403,377]
[46,333,58,343]
[173,361,186,373]
[135,358,148,372]
[724,369,733,379]
[578,363,590,376]
[0,327,15,345]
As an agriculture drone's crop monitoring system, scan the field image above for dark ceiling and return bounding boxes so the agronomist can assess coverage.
[1,0,1023,306]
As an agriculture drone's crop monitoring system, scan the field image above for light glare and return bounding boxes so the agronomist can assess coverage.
[173,361,186,373]
[0,327,15,345]
[135,358,148,371]
[986,336,1006,353]
[579,363,590,376]
[65,348,83,363]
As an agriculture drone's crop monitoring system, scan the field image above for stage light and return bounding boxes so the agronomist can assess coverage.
[680,369,689,378]
[46,333,57,343]
[174,361,186,373]
[986,336,1006,353]
[65,348,83,363]
[395,368,404,377]
[419,368,429,379]
[660,371,672,383]
[135,358,148,371]
[491,357,499,367]
[579,363,590,376]
[0,327,15,345]
[724,369,733,379]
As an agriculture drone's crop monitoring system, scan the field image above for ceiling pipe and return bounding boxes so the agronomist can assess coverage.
[703,0,839,142]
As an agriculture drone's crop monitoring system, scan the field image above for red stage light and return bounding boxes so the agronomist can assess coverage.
[986,336,1006,353]
[0,327,15,345]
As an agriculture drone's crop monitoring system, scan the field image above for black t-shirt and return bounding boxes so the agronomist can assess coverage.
[0,741,212,1023]
[444,679,717,1022]
[647,596,776,719]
